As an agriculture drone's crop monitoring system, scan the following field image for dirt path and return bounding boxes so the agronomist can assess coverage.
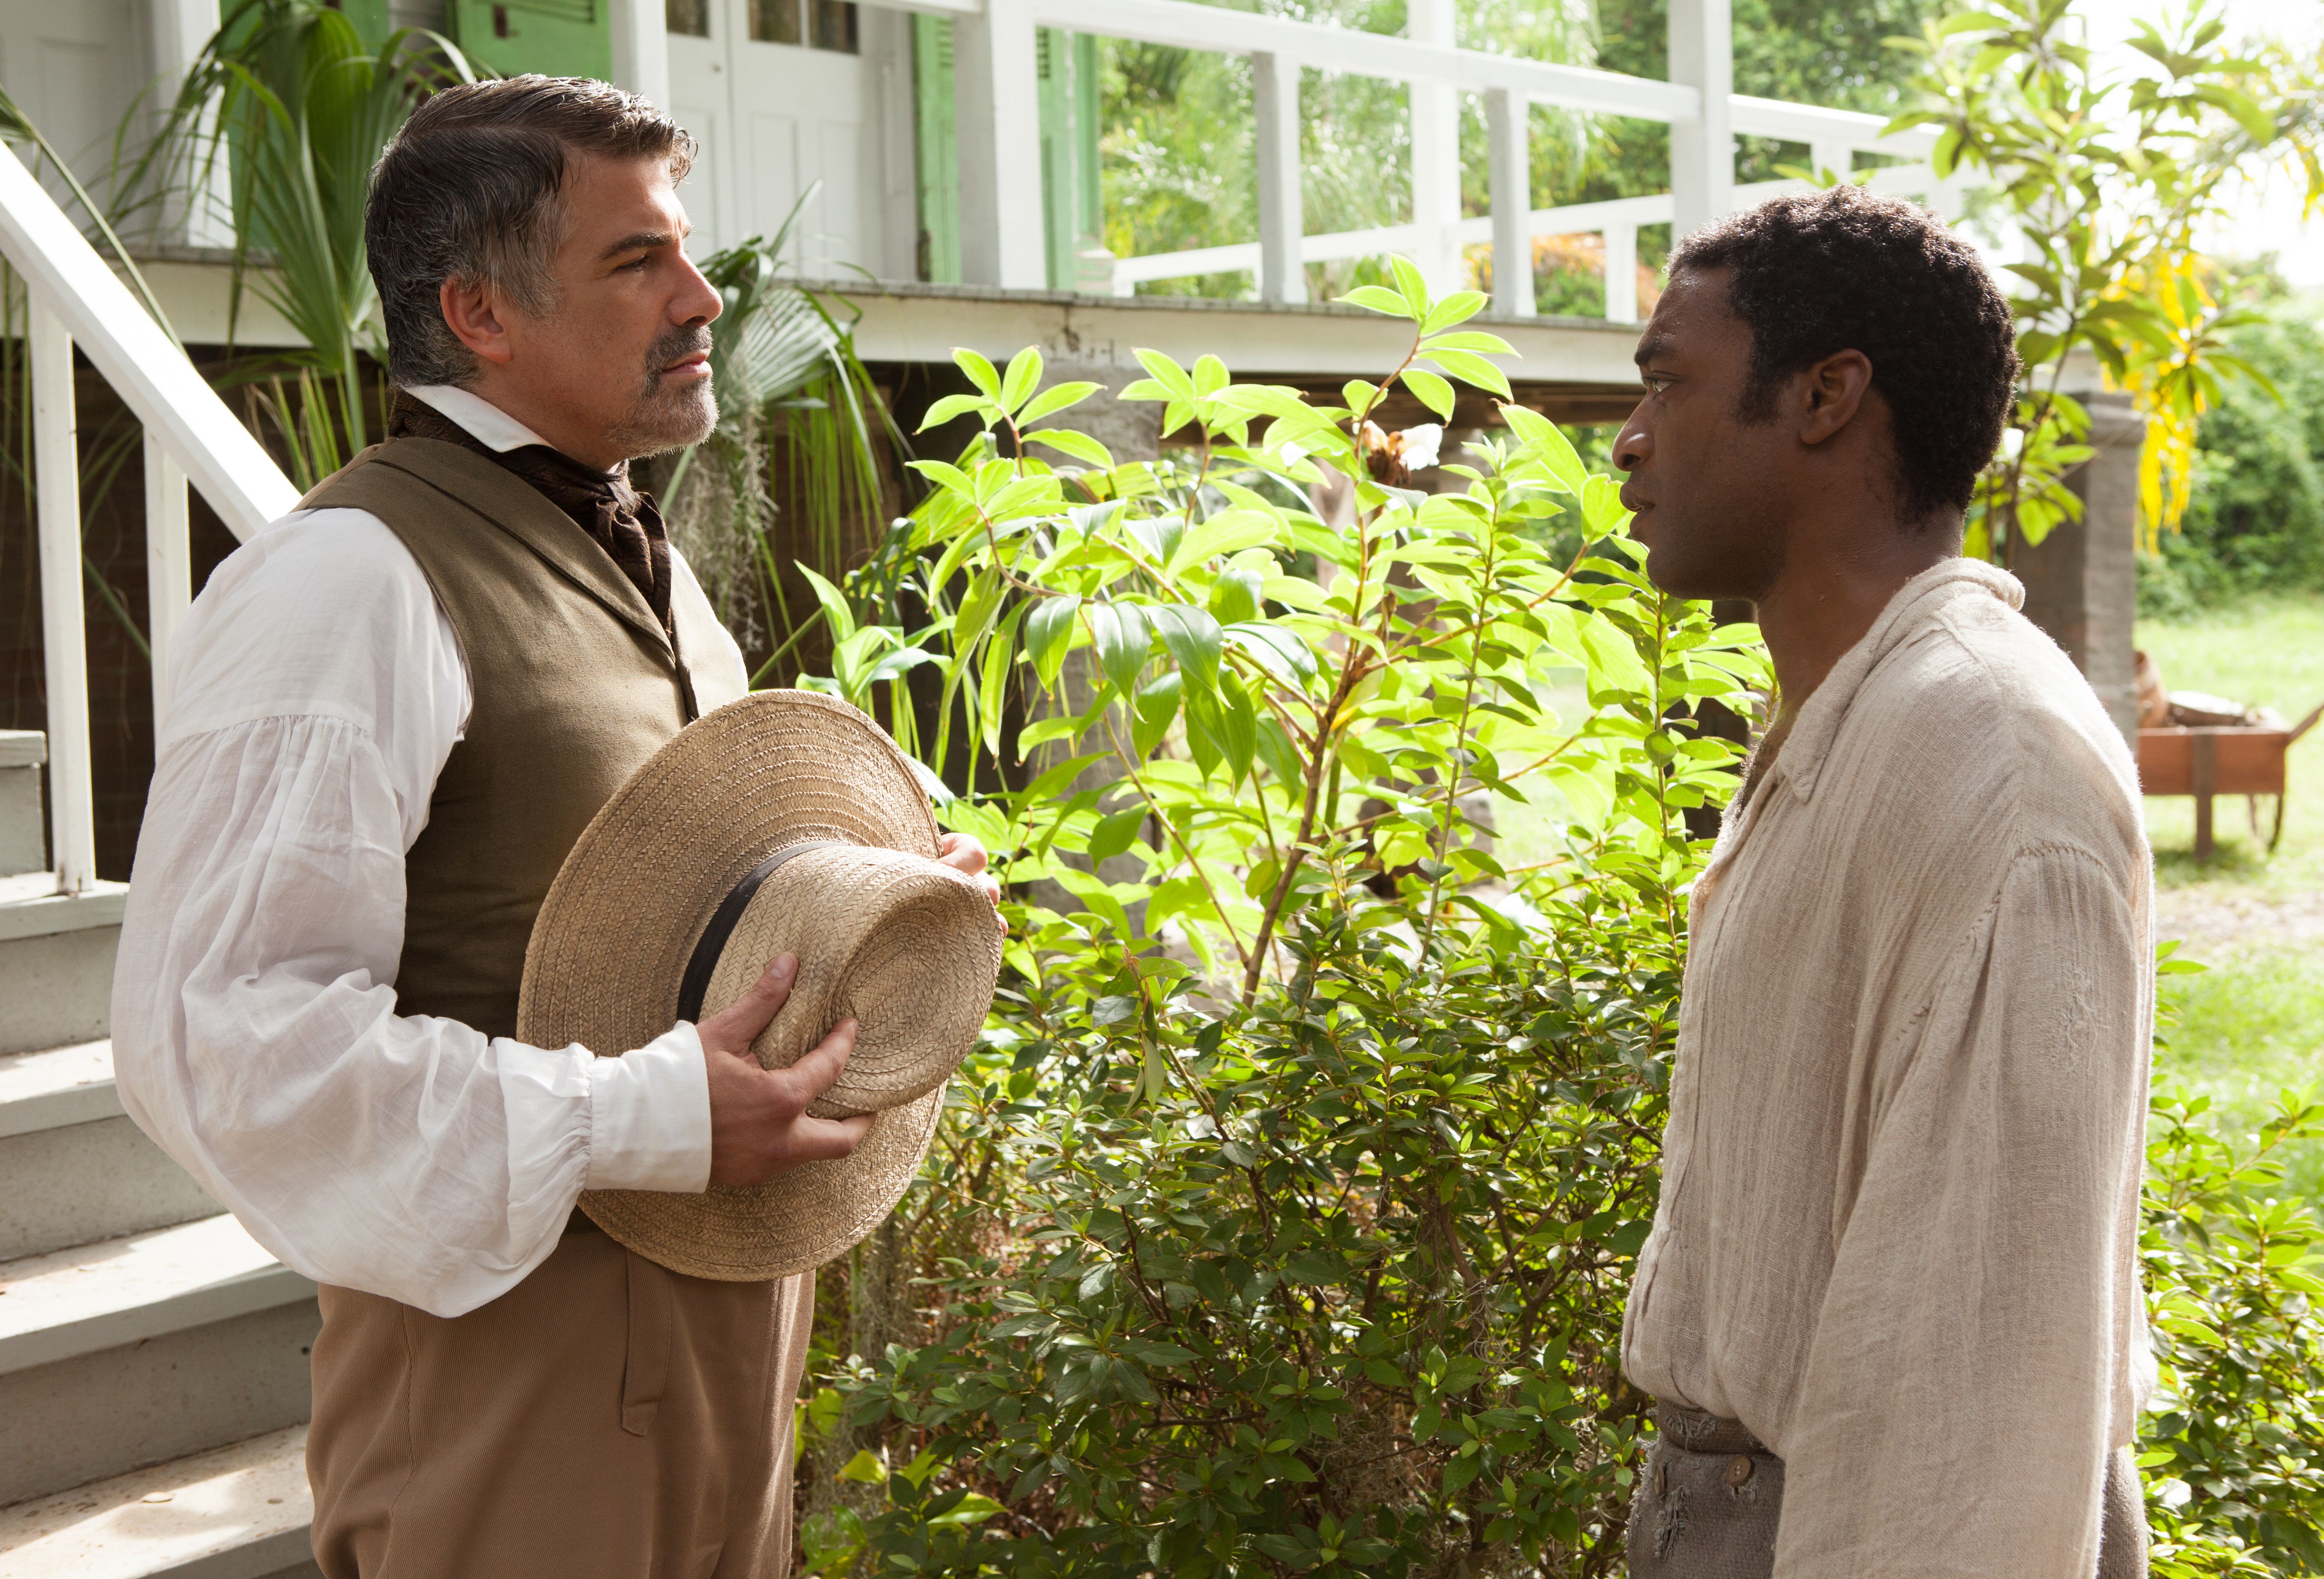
[2155,884,2324,961]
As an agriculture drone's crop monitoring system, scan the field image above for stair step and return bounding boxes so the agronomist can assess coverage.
[0,1040,122,1138]
[0,1424,314,1579]
[0,731,43,880]
[0,875,125,1058]
[0,1214,313,1377]
[0,872,126,940]
[0,1218,318,1507]
[0,1043,218,1263]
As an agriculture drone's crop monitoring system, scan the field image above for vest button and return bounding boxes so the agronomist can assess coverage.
[1725,1454,1754,1487]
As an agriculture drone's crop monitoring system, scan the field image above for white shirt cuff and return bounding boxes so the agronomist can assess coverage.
[584,1023,713,1192]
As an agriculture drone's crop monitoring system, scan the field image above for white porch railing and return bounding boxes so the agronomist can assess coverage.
[0,144,297,896]
[1112,159,1955,320]
[907,0,1949,316]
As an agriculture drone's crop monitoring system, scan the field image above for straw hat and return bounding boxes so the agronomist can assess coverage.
[517,689,1002,1281]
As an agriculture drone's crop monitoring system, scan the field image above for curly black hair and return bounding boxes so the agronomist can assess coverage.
[1670,184,2019,522]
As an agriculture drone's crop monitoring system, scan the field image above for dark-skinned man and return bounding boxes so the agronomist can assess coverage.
[1613,186,2152,1578]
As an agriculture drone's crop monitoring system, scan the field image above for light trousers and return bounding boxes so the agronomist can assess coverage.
[308,1223,814,1579]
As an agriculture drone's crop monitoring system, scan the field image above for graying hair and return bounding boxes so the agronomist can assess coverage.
[366,76,696,388]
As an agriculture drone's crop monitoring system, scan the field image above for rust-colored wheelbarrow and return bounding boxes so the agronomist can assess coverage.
[2137,702,2324,858]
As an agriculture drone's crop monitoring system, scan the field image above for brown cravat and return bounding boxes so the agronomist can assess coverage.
[388,390,675,634]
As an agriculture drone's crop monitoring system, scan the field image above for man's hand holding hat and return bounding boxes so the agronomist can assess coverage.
[701,955,870,1186]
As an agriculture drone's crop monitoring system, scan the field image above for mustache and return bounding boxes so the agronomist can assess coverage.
[647,325,713,378]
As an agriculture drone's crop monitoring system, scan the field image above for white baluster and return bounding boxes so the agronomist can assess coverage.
[1254,52,1306,305]
[1667,0,1734,242]
[32,302,94,895]
[1406,0,1463,293]
[144,430,191,730]
[149,0,233,249]
[1810,138,1851,185]
[1929,170,1966,221]
[1486,87,1534,318]
[608,0,672,108]
[956,0,1047,289]
[1603,223,1639,324]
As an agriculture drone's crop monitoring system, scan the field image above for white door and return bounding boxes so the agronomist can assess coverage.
[666,0,907,279]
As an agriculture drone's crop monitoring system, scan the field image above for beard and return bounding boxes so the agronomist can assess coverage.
[606,324,718,459]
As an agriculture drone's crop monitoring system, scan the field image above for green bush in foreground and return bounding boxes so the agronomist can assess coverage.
[792,265,2324,1575]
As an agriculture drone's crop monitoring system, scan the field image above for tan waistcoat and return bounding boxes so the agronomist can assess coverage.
[301,437,698,1037]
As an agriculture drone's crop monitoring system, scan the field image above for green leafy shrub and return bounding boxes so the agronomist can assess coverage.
[790,266,2324,1577]
[2142,949,2324,1576]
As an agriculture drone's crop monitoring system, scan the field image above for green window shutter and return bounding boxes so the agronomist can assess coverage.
[444,0,614,82]
[912,15,961,284]
[1036,27,1070,290]
[1035,31,1108,291]
[1072,32,1102,254]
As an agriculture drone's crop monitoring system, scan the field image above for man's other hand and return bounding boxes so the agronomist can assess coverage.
[936,831,1006,931]
[699,953,873,1186]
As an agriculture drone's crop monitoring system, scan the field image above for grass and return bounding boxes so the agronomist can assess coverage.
[2136,591,2324,1199]
[2159,947,2324,1200]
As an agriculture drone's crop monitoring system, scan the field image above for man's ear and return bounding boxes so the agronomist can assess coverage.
[438,275,516,367]
[1797,348,1872,448]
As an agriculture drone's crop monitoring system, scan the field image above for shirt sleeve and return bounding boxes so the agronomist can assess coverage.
[1773,845,2150,1579]
[111,509,711,1319]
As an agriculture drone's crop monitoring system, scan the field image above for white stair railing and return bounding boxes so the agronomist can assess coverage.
[0,144,298,895]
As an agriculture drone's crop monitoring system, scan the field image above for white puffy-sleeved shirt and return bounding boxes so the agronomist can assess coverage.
[113,384,745,1318]
[1620,560,2154,1577]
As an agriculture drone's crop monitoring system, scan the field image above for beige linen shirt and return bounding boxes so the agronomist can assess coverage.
[1621,559,2154,1576]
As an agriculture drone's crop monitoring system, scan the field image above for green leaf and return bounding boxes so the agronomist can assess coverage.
[1016,711,1088,752]
[1426,348,1512,398]
[906,457,977,498]
[1419,290,1487,334]
[1089,600,1153,699]
[1016,380,1102,425]
[1210,564,1263,625]
[954,348,1001,399]
[1024,594,1082,688]
[1338,285,1413,319]
[977,609,1019,745]
[1499,404,1588,495]
[917,392,994,432]
[1089,805,1149,863]
[1582,472,1631,535]
[1000,346,1044,413]
[1132,347,1197,400]
[1132,670,1182,756]
[1421,329,1517,355]
[1403,367,1456,419]
[1025,427,1116,468]
[1218,669,1258,784]
[1168,508,1280,573]
[797,564,857,645]
[1183,685,1226,779]
[1228,621,1319,688]
[1150,604,1224,686]
[1389,255,1432,318]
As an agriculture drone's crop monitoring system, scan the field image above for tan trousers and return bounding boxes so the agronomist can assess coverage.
[308,1226,814,1579]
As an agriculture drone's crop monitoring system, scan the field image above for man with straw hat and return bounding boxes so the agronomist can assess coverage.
[112,77,1000,1577]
